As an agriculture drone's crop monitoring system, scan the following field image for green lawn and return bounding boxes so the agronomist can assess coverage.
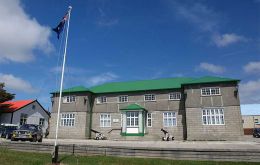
[0,148,258,165]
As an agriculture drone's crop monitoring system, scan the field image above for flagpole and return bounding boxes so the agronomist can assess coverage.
[53,6,72,163]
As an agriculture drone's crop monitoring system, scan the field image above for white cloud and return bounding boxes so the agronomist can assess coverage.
[50,66,91,75]
[87,72,118,86]
[243,61,260,74]
[0,0,53,63]
[173,2,219,32]
[97,7,118,27]
[197,62,225,74]
[212,33,247,47]
[239,79,260,104]
[97,19,119,27]
[0,73,38,93]
[170,1,247,48]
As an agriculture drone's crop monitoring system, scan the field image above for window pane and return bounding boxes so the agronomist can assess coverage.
[60,113,75,127]
[202,109,224,125]
[163,112,176,127]
[216,116,220,124]
[203,116,207,124]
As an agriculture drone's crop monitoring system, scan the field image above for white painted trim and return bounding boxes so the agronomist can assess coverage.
[163,112,177,127]
[118,95,129,103]
[169,92,181,100]
[201,87,221,96]
[144,94,156,102]
[100,113,111,127]
[201,108,225,125]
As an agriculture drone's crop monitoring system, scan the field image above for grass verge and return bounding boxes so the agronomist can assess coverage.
[0,147,258,165]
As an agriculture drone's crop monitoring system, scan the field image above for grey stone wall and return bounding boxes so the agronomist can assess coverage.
[186,106,243,140]
[184,82,243,140]
[48,112,88,139]
[92,90,185,140]
[184,83,240,108]
[93,90,183,112]
[49,92,91,139]
[91,110,185,141]
[51,92,91,113]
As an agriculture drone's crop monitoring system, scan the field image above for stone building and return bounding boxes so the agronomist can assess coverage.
[242,115,260,135]
[49,76,243,140]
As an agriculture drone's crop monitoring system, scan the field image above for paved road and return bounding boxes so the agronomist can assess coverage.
[41,135,260,150]
[1,135,259,150]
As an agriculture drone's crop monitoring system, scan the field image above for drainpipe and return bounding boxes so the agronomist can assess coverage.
[10,112,14,124]
[87,93,94,139]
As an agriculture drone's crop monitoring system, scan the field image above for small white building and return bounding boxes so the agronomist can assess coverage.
[0,100,50,134]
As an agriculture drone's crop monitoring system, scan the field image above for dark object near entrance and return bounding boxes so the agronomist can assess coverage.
[161,128,174,141]
[253,128,260,138]
[11,124,43,142]
[91,129,106,140]
[2,126,18,139]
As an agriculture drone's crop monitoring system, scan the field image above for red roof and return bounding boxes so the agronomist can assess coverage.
[0,100,34,113]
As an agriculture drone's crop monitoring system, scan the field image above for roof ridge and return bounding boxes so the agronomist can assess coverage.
[90,77,195,87]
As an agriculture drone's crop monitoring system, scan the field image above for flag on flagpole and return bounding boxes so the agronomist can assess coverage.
[53,12,69,39]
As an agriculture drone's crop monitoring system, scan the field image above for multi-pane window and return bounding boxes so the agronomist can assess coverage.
[20,113,28,125]
[39,118,45,126]
[147,113,152,127]
[144,94,156,101]
[163,112,176,127]
[100,114,111,127]
[118,95,128,103]
[202,108,224,125]
[60,113,75,126]
[63,96,76,103]
[97,96,107,104]
[169,92,181,100]
[201,87,220,96]
[126,112,139,127]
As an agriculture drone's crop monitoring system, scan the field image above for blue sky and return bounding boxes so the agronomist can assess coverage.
[0,0,259,114]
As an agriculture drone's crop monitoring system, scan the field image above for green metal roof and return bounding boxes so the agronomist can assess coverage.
[182,76,239,85]
[51,76,239,94]
[90,77,194,93]
[120,103,146,111]
[51,86,90,94]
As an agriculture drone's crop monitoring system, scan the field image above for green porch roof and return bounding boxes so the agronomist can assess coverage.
[51,86,90,94]
[51,76,239,94]
[120,103,146,111]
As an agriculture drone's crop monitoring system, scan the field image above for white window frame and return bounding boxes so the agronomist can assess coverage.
[20,113,28,125]
[126,111,139,127]
[97,96,107,104]
[39,118,45,126]
[118,95,128,103]
[100,113,111,127]
[63,95,76,103]
[163,112,177,127]
[201,87,221,96]
[144,94,156,101]
[147,113,152,127]
[60,113,75,127]
[169,92,181,100]
[202,108,225,125]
